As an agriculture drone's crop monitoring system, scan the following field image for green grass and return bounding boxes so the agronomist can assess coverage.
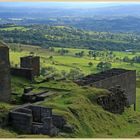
[10,51,29,66]
[11,76,31,93]
[0,26,29,31]
[9,43,140,75]
[0,128,17,138]
[36,81,140,138]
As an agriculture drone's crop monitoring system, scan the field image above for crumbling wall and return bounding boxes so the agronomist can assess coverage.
[9,104,70,136]
[22,90,49,103]
[92,71,136,105]
[76,69,136,106]
[97,85,128,114]
[9,111,32,133]
[20,56,40,76]
[11,56,40,81]
[29,105,52,122]
[9,104,53,134]
[11,67,34,81]
[0,42,11,102]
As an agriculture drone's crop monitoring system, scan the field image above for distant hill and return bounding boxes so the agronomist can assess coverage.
[1,4,140,18]
[1,4,140,33]
[1,24,140,51]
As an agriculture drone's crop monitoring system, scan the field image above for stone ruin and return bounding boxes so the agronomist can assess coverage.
[9,104,73,136]
[0,42,11,102]
[20,56,40,76]
[11,67,33,81]
[22,87,54,103]
[0,42,74,136]
[11,56,40,81]
[97,85,128,114]
[76,68,136,111]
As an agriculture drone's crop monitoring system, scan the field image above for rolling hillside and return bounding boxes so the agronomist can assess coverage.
[1,24,140,51]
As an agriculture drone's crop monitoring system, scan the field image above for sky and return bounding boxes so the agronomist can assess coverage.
[1,2,140,9]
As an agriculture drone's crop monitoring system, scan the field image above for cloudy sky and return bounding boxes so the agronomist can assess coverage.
[0,2,140,8]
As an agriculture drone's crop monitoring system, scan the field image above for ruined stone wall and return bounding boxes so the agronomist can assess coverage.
[11,67,34,81]
[9,104,57,135]
[91,71,136,105]
[29,105,52,122]
[20,56,40,76]
[0,43,11,102]
[9,111,32,133]
[9,104,72,136]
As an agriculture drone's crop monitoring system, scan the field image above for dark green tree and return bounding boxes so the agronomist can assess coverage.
[97,62,112,72]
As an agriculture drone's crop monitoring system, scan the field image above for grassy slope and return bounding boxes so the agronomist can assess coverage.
[2,44,140,137]
[37,81,140,138]
[7,77,140,138]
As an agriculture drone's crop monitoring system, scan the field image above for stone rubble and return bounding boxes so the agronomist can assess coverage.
[97,85,128,114]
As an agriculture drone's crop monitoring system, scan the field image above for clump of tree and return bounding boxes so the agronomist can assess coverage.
[48,47,55,52]
[40,66,56,76]
[75,51,84,57]
[58,48,69,55]
[88,51,98,59]
[68,68,84,80]
[49,56,53,60]
[122,56,140,64]
[40,66,84,81]
[88,62,93,67]
[132,56,140,63]
[97,62,112,72]
[40,66,63,81]
[123,56,130,62]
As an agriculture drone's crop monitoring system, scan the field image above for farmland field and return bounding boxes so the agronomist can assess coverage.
[9,43,140,74]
